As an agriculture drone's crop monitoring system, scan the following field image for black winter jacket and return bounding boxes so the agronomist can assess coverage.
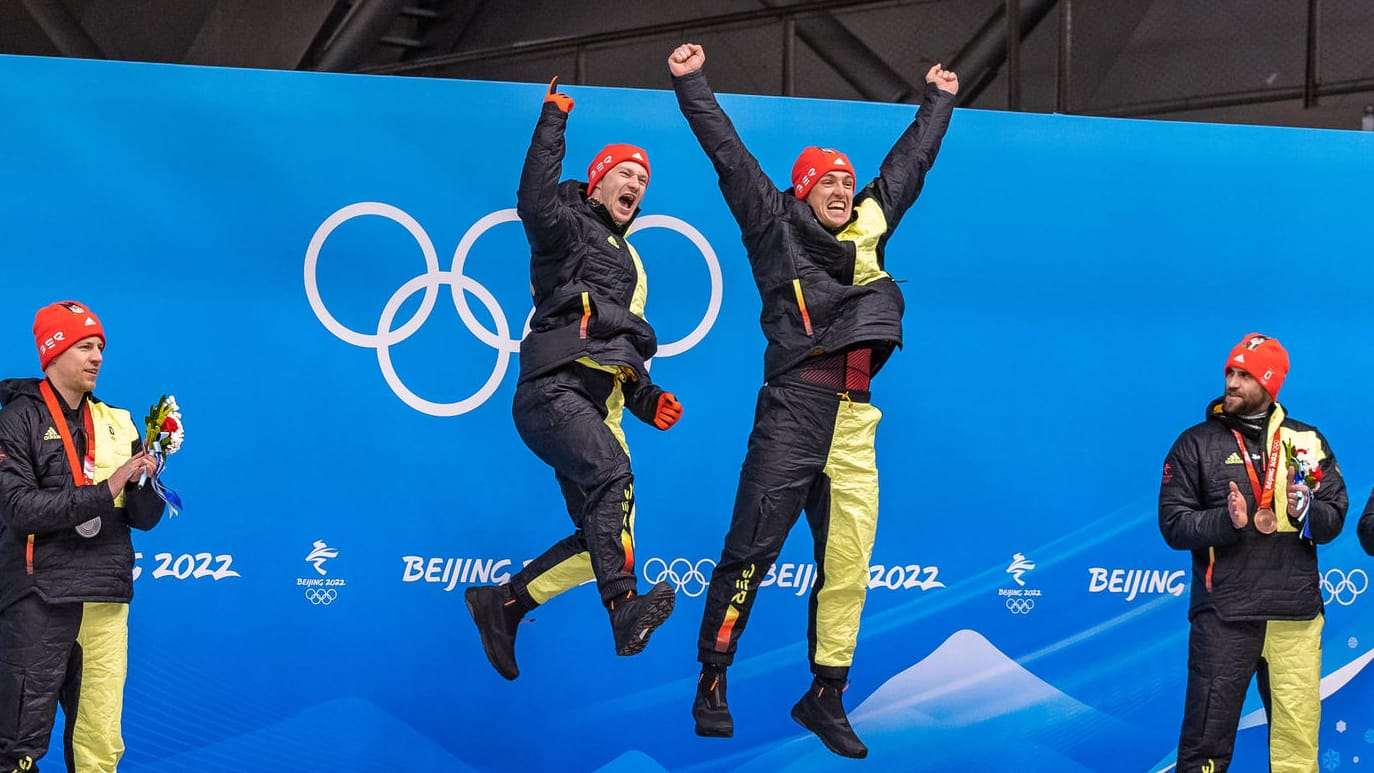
[515,102,670,424]
[0,378,164,612]
[1356,487,1374,556]
[672,70,955,382]
[1159,398,1347,621]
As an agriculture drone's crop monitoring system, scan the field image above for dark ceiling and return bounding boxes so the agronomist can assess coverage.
[4,0,1373,131]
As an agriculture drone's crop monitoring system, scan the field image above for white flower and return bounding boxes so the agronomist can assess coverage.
[163,411,184,455]
[1294,450,1316,472]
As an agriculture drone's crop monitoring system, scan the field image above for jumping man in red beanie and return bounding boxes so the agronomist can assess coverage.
[465,78,682,680]
[0,301,166,771]
[1160,333,1347,773]
[669,43,956,757]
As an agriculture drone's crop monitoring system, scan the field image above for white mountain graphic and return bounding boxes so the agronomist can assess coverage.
[747,628,1156,773]
[852,627,1087,729]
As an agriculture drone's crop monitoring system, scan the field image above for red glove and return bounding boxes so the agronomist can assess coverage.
[544,76,574,113]
[653,392,683,430]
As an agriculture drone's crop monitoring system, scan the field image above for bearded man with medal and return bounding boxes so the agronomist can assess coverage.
[1159,333,1348,773]
[0,301,166,772]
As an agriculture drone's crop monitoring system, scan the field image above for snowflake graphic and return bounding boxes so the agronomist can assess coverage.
[1351,636,1360,649]
[1338,720,1348,733]
[1322,748,1341,770]
[1366,728,1374,744]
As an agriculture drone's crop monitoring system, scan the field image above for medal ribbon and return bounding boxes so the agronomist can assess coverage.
[39,380,94,485]
[35,380,96,575]
[1231,427,1283,511]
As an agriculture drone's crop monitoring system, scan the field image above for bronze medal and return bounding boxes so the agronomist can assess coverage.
[1254,507,1278,534]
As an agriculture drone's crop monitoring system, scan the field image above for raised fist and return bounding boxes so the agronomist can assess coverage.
[926,64,959,96]
[669,44,705,77]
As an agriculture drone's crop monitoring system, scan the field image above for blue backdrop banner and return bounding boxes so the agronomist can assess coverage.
[1,53,1373,772]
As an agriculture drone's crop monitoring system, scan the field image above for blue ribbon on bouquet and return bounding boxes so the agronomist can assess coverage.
[1294,471,1312,541]
[138,437,183,516]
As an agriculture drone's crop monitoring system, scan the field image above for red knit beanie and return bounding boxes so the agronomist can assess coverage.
[34,300,105,370]
[1225,333,1289,400]
[792,147,853,199]
[587,144,650,196]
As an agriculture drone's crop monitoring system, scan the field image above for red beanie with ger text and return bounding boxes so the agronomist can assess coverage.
[791,147,853,199]
[34,301,105,371]
[587,144,650,197]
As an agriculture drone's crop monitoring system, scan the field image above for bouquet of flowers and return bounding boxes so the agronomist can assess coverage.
[1283,438,1322,539]
[140,394,184,515]
[1283,439,1323,489]
[144,394,184,455]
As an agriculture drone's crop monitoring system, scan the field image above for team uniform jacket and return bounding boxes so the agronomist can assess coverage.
[1159,398,1347,621]
[1356,487,1374,555]
[516,101,668,424]
[0,378,165,614]
[671,69,955,382]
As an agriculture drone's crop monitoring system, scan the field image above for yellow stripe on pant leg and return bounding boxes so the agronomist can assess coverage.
[814,400,882,668]
[1262,615,1323,773]
[603,378,636,575]
[524,375,631,605]
[71,602,128,773]
[524,554,596,605]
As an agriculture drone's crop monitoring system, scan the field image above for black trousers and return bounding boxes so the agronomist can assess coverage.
[696,382,882,681]
[0,594,130,773]
[1176,608,1323,773]
[509,365,638,606]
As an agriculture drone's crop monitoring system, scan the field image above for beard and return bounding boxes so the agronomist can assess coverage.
[1223,390,1270,416]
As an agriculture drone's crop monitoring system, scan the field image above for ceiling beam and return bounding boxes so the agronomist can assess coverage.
[310,0,408,72]
[358,0,915,77]
[19,0,103,59]
[760,0,919,103]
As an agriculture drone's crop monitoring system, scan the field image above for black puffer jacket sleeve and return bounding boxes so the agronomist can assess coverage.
[122,437,165,531]
[623,374,667,429]
[518,101,575,258]
[672,70,789,255]
[1158,429,1243,551]
[1358,487,1374,555]
[866,82,956,233]
[0,402,116,537]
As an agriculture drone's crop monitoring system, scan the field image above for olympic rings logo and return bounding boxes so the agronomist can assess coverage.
[305,203,724,416]
[643,557,715,598]
[305,588,338,605]
[1322,568,1368,607]
[1006,597,1035,614]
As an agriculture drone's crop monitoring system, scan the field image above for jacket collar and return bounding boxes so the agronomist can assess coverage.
[1207,397,1281,441]
[578,182,637,235]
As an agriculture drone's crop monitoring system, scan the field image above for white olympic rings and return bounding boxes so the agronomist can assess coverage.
[643,557,716,598]
[1006,597,1035,614]
[305,588,338,605]
[1323,568,1368,607]
[304,203,723,417]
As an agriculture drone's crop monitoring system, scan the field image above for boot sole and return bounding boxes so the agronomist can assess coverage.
[693,720,733,738]
[615,585,676,656]
[465,590,519,681]
[791,704,868,759]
